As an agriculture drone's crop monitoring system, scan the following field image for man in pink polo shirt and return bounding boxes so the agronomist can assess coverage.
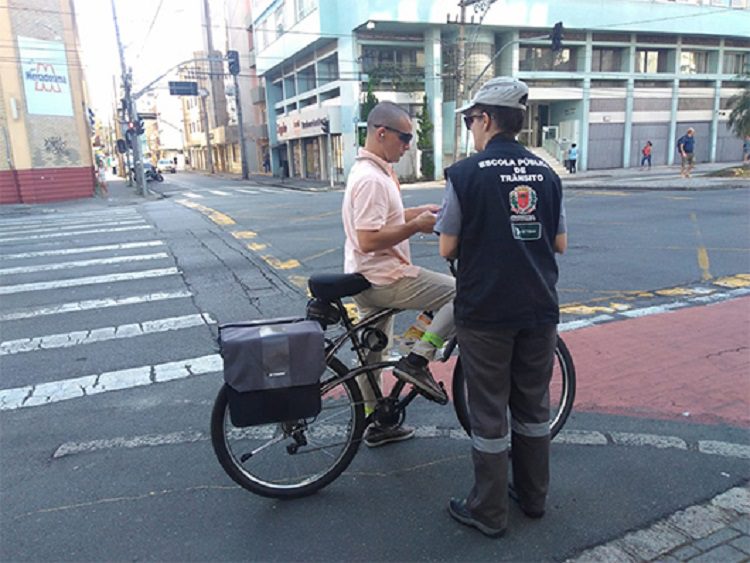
[342,101,456,447]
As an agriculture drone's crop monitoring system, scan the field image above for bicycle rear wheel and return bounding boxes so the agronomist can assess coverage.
[452,335,576,440]
[211,357,365,498]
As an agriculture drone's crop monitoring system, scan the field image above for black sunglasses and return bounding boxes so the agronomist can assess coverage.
[375,124,413,144]
[463,113,485,129]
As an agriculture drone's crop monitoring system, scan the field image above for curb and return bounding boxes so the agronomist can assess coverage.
[566,484,750,563]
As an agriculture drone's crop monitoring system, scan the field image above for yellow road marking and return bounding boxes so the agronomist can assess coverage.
[559,302,631,315]
[713,274,750,288]
[176,199,236,226]
[246,242,267,251]
[288,275,310,294]
[690,212,712,281]
[261,255,300,270]
[232,231,257,239]
[655,288,703,297]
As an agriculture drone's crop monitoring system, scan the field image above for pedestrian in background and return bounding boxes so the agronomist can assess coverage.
[677,128,696,178]
[743,135,750,164]
[439,77,567,538]
[96,158,109,197]
[567,143,577,173]
[641,140,653,169]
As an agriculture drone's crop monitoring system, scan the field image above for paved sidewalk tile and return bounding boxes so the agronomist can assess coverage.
[689,544,748,562]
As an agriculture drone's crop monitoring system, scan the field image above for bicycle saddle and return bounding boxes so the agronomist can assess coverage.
[308,273,371,301]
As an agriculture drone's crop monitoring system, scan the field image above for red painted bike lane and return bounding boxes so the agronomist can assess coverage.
[432,296,750,428]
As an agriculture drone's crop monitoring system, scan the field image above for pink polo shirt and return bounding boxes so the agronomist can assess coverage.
[342,149,419,285]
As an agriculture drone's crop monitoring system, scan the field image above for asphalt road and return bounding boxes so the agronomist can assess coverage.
[0,174,748,561]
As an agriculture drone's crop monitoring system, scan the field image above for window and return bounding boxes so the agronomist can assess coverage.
[360,46,425,90]
[297,65,317,94]
[680,50,710,74]
[519,47,577,72]
[273,5,284,39]
[723,52,748,75]
[636,49,670,73]
[294,0,315,21]
[592,48,623,72]
[317,54,339,86]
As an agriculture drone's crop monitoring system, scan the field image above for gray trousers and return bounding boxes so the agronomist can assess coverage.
[456,323,557,529]
[353,268,456,408]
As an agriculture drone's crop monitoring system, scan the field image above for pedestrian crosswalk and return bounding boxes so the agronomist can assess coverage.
[162,186,317,198]
[0,207,221,411]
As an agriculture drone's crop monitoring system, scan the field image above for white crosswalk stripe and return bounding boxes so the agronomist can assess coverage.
[182,192,204,199]
[0,224,152,243]
[1,240,165,260]
[0,267,179,295]
[0,252,169,275]
[208,190,230,196]
[0,206,223,411]
[0,313,215,356]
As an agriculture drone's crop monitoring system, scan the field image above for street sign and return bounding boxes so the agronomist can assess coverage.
[138,112,157,120]
[168,81,198,96]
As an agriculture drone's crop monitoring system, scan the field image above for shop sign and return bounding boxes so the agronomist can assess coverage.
[18,36,73,117]
[276,109,337,141]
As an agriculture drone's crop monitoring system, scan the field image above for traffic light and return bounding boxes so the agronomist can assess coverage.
[87,107,95,128]
[321,118,330,135]
[551,22,564,51]
[227,50,240,75]
[136,119,145,135]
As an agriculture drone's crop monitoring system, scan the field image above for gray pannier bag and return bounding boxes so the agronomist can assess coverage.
[218,318,326,427]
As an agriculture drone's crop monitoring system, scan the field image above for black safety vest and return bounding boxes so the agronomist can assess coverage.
[445,136,563,329]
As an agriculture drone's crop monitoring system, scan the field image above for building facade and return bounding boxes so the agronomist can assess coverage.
[0,0,95,204]
[251,0,750,178]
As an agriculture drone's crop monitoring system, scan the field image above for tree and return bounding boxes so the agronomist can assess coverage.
[358,78,379,146]
[727,73,750,139]
[417,95,435,179]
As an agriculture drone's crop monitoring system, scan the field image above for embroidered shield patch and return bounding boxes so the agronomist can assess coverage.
[509,185,538,215]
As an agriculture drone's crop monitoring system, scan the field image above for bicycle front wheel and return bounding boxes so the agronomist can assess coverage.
[211,357,365,499]
[452,335,576,440]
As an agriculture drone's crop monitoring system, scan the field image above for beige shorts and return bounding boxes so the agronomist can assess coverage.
[681,153,695,166]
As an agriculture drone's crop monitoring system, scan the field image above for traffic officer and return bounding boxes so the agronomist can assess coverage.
[436,76,568,537]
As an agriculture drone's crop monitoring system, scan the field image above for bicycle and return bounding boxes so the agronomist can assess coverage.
[211,273,576,499]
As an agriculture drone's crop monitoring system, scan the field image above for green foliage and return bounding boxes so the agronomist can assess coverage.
[417,95,435,179]
[358,78,379,146]
[727,73,750,138]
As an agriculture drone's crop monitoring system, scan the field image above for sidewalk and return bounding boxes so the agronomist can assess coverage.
[191,160,749,193]
[0,176,161,217]
[429,294,750,561]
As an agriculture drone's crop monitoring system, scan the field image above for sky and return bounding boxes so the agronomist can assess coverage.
[74,0,205,123]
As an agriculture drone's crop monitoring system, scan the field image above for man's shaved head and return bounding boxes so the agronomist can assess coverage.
[367,101,410,132]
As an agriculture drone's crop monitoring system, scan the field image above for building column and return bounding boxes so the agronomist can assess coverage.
[623,78,635,168]
[338,34,360,177]
[580,78,591,172]
[709,39,724,164]
[425,27,443,179]
[668,78,679,166]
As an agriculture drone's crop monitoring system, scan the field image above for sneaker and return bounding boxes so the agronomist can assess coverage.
[448,498,506,538]
[363,424,415,448]
[393,356,448,404]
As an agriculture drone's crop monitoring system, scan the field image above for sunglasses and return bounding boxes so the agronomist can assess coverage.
[375,124,413,144]
[463,113,485,129]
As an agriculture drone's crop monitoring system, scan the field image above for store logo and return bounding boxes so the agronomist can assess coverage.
[26,63,67,93]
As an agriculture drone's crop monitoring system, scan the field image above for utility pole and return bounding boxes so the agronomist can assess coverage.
[111,0,146,195]
[227,50,249,180]
[201,0,220,174]
[199,89,214,174]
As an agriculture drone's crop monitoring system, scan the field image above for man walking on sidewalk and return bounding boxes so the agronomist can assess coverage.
[677,128,696,178]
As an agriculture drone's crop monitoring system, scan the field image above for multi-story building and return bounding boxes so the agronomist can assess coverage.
[251,0,750,179]
[0,0,95,203]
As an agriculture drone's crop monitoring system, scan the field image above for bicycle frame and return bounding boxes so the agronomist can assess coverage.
[319,299,423,415]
